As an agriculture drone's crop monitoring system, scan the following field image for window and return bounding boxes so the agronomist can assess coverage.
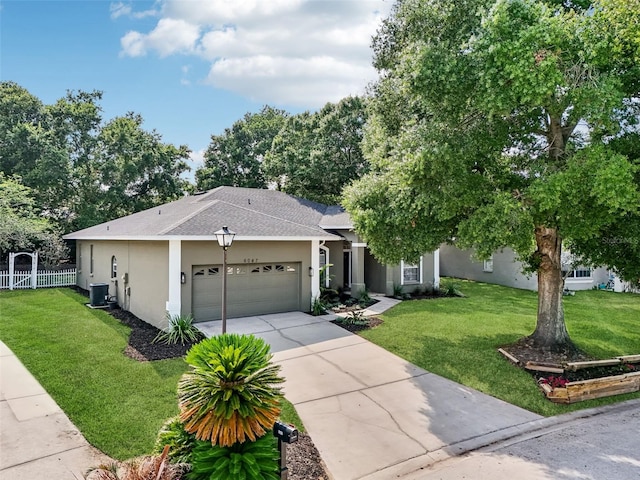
[208,267,219,275]
[275,264,284,272]
[401,258,422,285]
[565,268,592,279]
[194,269,205,276]
[111,256,117,279]
[90,245,94,275]
[319,246,329,287]
[483,255,494,273]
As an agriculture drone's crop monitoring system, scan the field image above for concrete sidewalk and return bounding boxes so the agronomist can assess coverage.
[0,342,110,479]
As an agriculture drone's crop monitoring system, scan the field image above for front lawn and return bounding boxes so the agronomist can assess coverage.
[0,288,301,460]
[360,280,640,416]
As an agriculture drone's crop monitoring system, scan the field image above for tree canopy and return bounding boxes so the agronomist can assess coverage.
[195,106,288,191]
[264,96,369,204]
[195,98,370,205]
[344,0,640,351]
[0,174,68,266]
[0,82,192,234]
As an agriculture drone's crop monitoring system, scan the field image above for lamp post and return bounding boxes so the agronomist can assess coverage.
[214,226,236,334]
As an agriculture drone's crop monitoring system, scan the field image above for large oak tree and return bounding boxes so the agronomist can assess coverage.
[344,0,640,352]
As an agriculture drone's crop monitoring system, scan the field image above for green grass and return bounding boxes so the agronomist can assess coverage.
[0,288,303,460]
[361,280,640,416]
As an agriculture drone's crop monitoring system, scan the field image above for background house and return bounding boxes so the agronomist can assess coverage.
[439,244,611,291]
[64,187,439,329]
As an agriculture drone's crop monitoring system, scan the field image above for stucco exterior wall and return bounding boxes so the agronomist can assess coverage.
[440,244,609,291]
[76,240,169,328]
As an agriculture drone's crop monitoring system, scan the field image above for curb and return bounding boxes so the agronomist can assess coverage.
[361,398,640,479]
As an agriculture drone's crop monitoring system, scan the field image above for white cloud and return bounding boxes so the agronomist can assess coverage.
[110,1,160,20]
[207,55,375,106]
[110,2,132,19]
[118,0,391,107]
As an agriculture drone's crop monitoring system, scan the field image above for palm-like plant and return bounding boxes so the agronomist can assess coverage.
[178,334,284,447]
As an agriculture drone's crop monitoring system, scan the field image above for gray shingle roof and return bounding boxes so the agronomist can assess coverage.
[64,187,349,240]
[319,205,354,229]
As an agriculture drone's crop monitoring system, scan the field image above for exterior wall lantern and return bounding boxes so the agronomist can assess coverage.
[214,226,236,334]
[308,266,314,277]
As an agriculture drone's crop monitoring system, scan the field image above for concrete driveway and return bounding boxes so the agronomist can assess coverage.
[199,311,543,479]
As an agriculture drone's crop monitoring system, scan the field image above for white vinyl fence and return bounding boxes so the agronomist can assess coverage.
[0,268,77,290]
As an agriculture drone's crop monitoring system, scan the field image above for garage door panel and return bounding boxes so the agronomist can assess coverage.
[192,263,301,322]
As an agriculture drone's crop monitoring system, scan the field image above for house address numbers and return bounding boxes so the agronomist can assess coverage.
[243,258,259,263]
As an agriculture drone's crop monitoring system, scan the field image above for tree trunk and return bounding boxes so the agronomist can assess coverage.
[528,226,576,352]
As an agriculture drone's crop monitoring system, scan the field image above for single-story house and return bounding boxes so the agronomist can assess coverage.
[64,187,439,329]
[439,244,611,291]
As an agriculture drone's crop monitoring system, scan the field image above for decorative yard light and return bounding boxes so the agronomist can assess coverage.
[214,226,236,334]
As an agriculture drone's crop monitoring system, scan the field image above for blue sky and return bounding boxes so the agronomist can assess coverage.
[1,0,390,173]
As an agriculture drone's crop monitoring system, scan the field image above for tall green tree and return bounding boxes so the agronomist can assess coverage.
[195,106,288,191]
[0,82,74,222]
[0,174,68,266]
[344,0,640,352]
[0,82,192,233]
[93,113,191,227]
[264,96,369,204]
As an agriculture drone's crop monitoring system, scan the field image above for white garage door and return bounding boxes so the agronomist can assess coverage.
[192,262,301,322]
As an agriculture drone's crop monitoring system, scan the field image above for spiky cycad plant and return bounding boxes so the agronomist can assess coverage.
[178,334,284,447]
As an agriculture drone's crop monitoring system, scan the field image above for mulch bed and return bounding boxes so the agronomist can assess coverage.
[500,337,638,383]
[500,336,593,367]
[331,316,384,333]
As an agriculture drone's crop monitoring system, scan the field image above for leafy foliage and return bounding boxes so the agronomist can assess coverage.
[186,435,279,480]
[0,174,68,265]
[339,309,368,326]
[264,96,369,204]
[311,296,327,316]
[344,0,640,349]
[0,81,191,234]
[196,106,288,191]
[153,313,203,346]
[154,416,197,464]
[178,334,284,447]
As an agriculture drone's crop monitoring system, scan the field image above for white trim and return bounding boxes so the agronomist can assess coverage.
[64,235,341,242]
[401,257,423,285]
[319,244,330,288]
[166,240,181,318]
[433,249,440,289]
[311,240,320,300]
[352,242,367,247]
[319,224,353,230]
[564,267,592,279]
[483,255,494,273]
